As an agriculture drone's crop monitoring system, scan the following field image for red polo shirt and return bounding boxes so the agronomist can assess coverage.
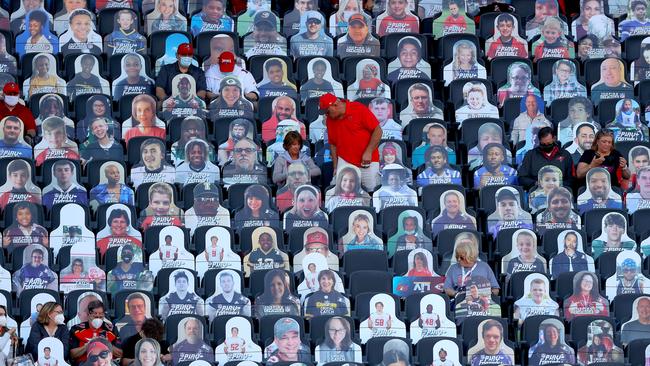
[0,102,36,133]
[326,100,380,167]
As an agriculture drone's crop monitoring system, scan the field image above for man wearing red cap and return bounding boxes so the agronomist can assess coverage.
[0,82,36,138]
[321,93,382,190]
[205,51,258,101]
[156,43,207,105]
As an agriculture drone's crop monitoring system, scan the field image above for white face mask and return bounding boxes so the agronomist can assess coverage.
[91,318,103,329]
[54,314,65,325]
[0,316,7,327]
[343,10,355,21]
[179,57,193,67]
[4,96,19,106]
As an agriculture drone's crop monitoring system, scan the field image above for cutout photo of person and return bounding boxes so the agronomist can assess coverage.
[121,94,166,145]
[399,82,443,127]
[254,269,300,318]
[557,97,596,147]
[76,95,119,144]
[455,82,499,127]
[346,59,390,101]
[576,167,623,213]
[473,143,518,189]
[42,159,86,209]
[501,229,547,276]
[328,0,367,36]
[112,53,155,99]
[324,166,371,212]
[170,318,214,365]
[243,226,289,277]
[263,317,310,364]
[314,316,362,364]
[487,186,533,238]
[564,271,609,321]
[405,248,437,277]
[433,0,474,37]
[336,13,380,59]
[528,165,563,213]
[257,58,297,100]
[620,296,650,345]
[413,122,456,167]
[528,319,575,366]
[513,274,559,324]
[195,228,240,274]
[10,0,51,35]
[549,230,594,279]
[233,185,279,231]
[627,166,650,213]
[543,60,587,104]
[215,317,262,364]
[430,190,476,236]
[0,159,40,210]
[170,118,212,166]
[591,212,636,258]
[145,0,187,34]
[161,75,207,120]
[2,202,47,251]
[496,62,541,107]
[467,123,512,170]
[221,138,267,186]
[15,9,59,57]
[303,265,349,318]
[236,0,273,36]
[0,117,31,159]
[209,76,255,120]
[531,16,574,61]
[53,0,95,35]
[242,10,287,58]
[79,118,123,165]
[48,203,95,257]
[96,204,142,256]
[22,53,66,100]
[289,11,333,58]
[184,183,229,235]
[379,339,411,365]
[130,138,175,189]
[619,0,650,41]
[372,164,417,212]
[605,251,650,300]
[104,10,146,57]
[606,98,648,142]
[387,210,433,255]
[59,243,106,294]
[442,40,486,86]
[526,0,565,38]
[283,185,328,231]
[536,186,582,232]
[386,36,430,84]
[34,94,74,140]
[590,58,634,105]
[37,338,69,366]
[576,319,623,365]
[205,270,251,320]
[376,0,419,36]
[486,13,528,59]
[67,54,110,98]
[299,58,343,103]
[0,33,17,76]
[631,38,650,84]
[359,293,406,343]
[572,0,612,40]
[138,182,184,231]
[58,9,103,56]
[466,319,515,365]
[368,97,401,140]
[107,245,153,292]
[148,227,195,276]
[12,244,57,297]
[338,210,383,253]
[190,0,234,35]
[409,294,456,344]
[283,0,318,36]
[454,276,502,322]
[292,227,339,273]
[159,269,205,320]
[511,94,551,147]
[416,146,462,188]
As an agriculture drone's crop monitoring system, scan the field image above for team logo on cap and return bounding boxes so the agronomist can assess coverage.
[225,78,238,85]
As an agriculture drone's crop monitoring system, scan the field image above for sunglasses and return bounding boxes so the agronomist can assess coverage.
[88,351,110,362]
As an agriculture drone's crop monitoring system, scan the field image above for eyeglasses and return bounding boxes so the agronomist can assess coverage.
[88,351,110,362]
[234,148,255,154]
[328,328,346,335]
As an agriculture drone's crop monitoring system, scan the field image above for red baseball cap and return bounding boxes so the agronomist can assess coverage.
[218,51,236,73]
[3,82,19,95]
[177,43,194,56]
[318,93,338,114]
[306,231,328,244]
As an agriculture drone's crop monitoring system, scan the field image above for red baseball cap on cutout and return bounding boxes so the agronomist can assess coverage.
[218,52,236,73]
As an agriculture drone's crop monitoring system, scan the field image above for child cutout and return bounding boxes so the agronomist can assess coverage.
[375,0,419,36]
[2,202,48,251]
[513,274,559,325]
[145,0,187,34]
[190,0,234,35]
[346,59,391,101]
[58,9,103,56]
[455,81,499,127]
[485,13,528,59]
[528,165,563,213]
[442,40,486,86]
[15,9,59,56]
[104,9,146,56]
[532,16,574,62]
[0,159,41,210]
[501,229,547,277]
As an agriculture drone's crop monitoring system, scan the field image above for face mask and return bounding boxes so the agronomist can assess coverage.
[0,316,7,327]
[404,229,416,235]
[540,143,555,152]
[91,318,103,329]
[122,253,133,263]
[4,96,19,106]
[179,57,193,67]
[54,314,65,325]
